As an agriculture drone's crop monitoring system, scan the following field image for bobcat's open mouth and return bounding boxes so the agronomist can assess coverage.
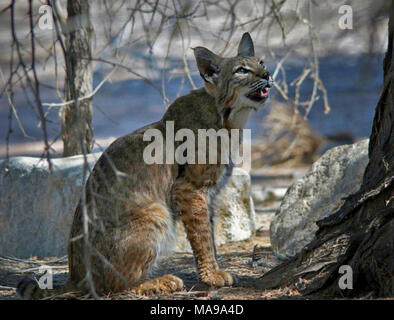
[246,87,270,103]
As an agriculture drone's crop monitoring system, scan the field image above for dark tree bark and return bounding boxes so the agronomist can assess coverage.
[61,0,93,157]
[256,4,394,297]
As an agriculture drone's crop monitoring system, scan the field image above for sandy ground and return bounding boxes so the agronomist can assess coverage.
[0,231,300,300]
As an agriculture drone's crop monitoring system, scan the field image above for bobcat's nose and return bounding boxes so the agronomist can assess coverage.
[259,71,273,89]
[260,71,273,87]
[262,71,270,80]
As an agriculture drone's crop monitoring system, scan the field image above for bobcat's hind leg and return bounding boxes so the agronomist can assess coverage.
[105,202,183,295]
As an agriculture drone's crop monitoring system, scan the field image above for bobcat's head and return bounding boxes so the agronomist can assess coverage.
[194,33,273,126]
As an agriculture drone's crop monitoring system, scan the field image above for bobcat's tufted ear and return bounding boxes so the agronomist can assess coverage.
[238,32,255,57]
[193,47,221,84]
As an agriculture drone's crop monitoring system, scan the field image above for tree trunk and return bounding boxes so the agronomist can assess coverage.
[61,0,93,157]
[256,3,394,297]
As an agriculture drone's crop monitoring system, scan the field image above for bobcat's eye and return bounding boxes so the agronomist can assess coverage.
[258,60,264,66]
[236,67,250,74]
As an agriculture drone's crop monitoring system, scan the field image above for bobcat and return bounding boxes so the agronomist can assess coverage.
[17,32,272,299]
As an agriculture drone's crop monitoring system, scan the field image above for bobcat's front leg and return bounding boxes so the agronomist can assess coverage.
[172,176,233,288]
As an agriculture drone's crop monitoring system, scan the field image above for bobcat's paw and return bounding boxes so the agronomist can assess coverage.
[200,270,234,288]
[133,274,184,296]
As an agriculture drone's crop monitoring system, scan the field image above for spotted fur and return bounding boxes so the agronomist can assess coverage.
[17,32,272,299]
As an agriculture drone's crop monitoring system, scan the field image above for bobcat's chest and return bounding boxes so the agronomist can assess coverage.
[225,105,254,129]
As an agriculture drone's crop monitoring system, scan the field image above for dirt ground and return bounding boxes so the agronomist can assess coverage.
[0,230,303,300]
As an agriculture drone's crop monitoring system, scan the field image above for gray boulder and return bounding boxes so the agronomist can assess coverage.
[0,153,101,258]
[0,155,255,258]
[270,139,369,259]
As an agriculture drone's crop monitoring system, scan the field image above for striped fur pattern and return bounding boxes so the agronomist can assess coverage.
[17,33,272,299]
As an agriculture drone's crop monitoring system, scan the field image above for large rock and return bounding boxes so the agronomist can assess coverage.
[0,155,255,258]
[0,153,101,258]
[175,167,256,252]
[270,139,369,259]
